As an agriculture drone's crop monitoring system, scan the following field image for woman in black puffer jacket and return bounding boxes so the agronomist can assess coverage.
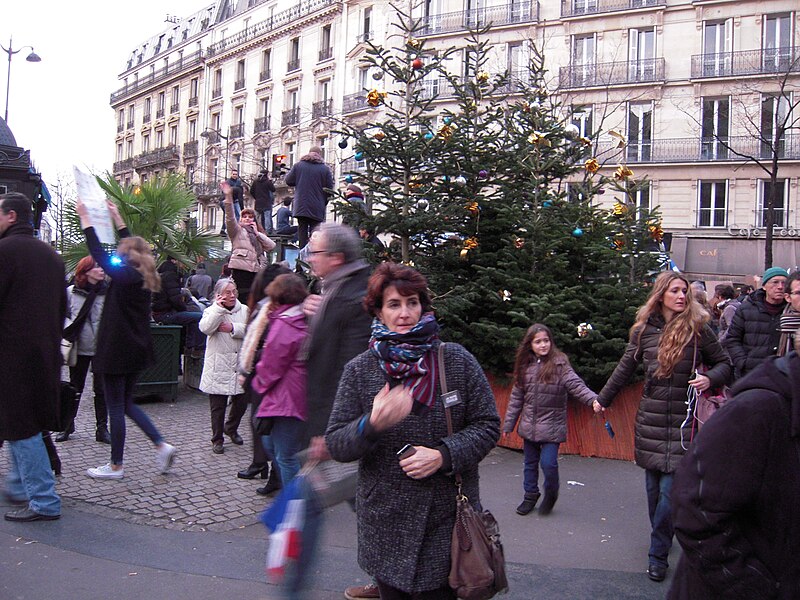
[598,272,731,584]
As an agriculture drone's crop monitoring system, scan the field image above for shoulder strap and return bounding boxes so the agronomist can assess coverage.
[438,343,464,492]
[63,288,98,342]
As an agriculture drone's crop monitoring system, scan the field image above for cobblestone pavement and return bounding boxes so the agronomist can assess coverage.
[0,376,270,533]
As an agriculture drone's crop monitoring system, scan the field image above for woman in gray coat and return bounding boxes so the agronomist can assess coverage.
[326,263,500,598]
[597,272,731,583]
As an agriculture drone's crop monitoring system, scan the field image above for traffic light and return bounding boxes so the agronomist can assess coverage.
[271,154,287,177]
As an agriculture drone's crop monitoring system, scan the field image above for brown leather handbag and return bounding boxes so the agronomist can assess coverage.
[438,345,509,599]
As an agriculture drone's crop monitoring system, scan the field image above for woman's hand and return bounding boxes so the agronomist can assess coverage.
[592,399,605,413]
[369,383,413,432]
[400,446,442,479]
[689,373,711,392]
[75,198,92,228]
[106,200,125,229]
[220,180,233,202]
[217,321,233,334]
[309,435,331,461]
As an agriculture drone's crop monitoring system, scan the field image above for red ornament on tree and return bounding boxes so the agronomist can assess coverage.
[412,58,423,70]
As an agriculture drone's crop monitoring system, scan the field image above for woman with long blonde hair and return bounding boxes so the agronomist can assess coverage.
[76,199,177,480]
[597,271,731,583]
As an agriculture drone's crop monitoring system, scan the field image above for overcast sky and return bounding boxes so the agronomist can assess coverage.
[4,1,204,186]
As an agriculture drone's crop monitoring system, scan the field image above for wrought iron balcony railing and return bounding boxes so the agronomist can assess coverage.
[183,140,199,158]
[229,123,245,139]
[319,47,333,62]
[281,108,300,126]
[287,58,301,73]
[559,58,665,88]
[417,1,538,36]
[595,134,800,163]
[156,108,165,119]
[342,92,369,114]
[254,116,271,133]
[560,0,664,18]
[691,47,800,79]
[206,0,336,58]
[312,99,333,119]
[113,158,134,173]
[143,112,151,123]
[234,78,245,91]
[192,182,222,197]
[260,69,272,82]
[170,103,179,114]
[211,87,222,100]
[126,120,134,129]
[117,124,124,133]
[188,96,198,107]
[132,144,180,169]
[110,51,204,104]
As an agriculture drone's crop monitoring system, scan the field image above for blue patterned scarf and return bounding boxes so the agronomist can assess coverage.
[369,313,440,415]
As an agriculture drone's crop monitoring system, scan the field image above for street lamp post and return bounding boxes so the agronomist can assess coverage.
[200,128,230,183]
[1,37,42,124]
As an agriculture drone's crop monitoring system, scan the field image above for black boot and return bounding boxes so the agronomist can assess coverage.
[256,464,282,496]
[516,492,541,515]
[538,490,559,516]
[238,463,269,480]
[95,427,111,444]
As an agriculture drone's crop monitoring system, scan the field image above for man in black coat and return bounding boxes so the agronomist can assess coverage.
[0,193,64,521]
[250,169,276,234]
[284,146,334,248]
[669,341,800,599]
[724,267,788,378]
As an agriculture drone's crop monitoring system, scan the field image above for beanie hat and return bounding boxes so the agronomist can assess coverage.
[762,267,789,286]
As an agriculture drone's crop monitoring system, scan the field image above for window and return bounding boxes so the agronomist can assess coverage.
[763,14,792,71]
[318,79,330,102]
[627,102,652,162]
[236,59,246,90]
[116,143,124,161]
[631,181,651,213]
[572,0,598,14]
[571,105,593,138]
[697,181,727,227]
[169,125,178,146]
[261,97,270,117]
[701,20,733,77]
[358,66,370,91]
[318,136,328,160]
[287,141,296,166]
[261,49,272,81]
[127,104,135,127]
[126,139,133,158]
[320,25,332,61]
[508,42,530,85]
[157,91,166,117]
[143,134,150,152]
[156,129,164,148]
[288,88,299,110]
[422,0,442,33]
[171,85,180,112]
[144,97,152,121]
[572,34,596,86]
[118,109,125,129]
[190,77,199,104]
[188,118,197,141]
[629,28,655,81]
[700,97,729,159]
[363,7,372,38]
[211,112,221,132]
[758,179,789,228]
[761,93,790,158]
[288,38,300,71]
[211,157,220,183]
[213,69,223,98]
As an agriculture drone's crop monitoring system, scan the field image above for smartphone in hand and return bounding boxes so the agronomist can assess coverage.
[397,444,417,460]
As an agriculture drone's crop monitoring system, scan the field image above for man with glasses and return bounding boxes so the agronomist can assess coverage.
[778,271,800,356]
[724,267,788,378]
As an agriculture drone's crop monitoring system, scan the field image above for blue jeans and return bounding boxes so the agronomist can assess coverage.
[522,440,559,495]
[102,372,164,465]
[645,469,674,568]
[260,417,304,486]
[5,433,61,516]
[155,310,205,350]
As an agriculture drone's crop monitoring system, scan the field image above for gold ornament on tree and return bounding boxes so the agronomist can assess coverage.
[437,123,454,141]
[648,222,664,242]
[614,165,634,181]
[612,201,627,218]
[585,158,600,174]
[513,237,525,249]
[460,236,479,259]
[577,322,594,338]
[373,131,386,141]
[528,131,551,148]
[476,71,489,83]
[366,89,387,107]
[466,201,480,216]
[407,38,421,49]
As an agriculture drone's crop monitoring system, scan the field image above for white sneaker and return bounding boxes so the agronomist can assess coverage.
[87,463,124,479]
[157,443,176,474]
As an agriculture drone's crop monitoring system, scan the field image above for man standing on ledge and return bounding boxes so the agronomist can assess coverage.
[284,145,334,248]
[0,192,65,522]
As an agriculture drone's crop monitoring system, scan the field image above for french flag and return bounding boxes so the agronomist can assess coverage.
[261,478,306,583]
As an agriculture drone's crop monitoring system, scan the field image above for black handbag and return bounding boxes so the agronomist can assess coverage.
[438,344,508,600]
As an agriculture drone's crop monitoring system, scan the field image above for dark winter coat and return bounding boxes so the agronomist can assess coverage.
[503,356,597,443]
[326,342,501,593]
[283,152,334,222]
[85,227,154,374]
[303,260,372,446]
[250,175,275,211]
[723,289,785,376]
[598,314,732,472]
[151,260,186,313]
[0,222,66,440]
[668,352,800,600]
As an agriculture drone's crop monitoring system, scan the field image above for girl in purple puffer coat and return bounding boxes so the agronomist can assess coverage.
[502,323,602,516]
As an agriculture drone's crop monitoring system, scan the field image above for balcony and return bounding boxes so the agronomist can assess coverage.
[319,47,333,62]
[211,87,222,100]
[595,134,800,163]
[559,58,665,89]
[420,78,457,100]
[342,92,370,114]
[110,51,204,104]
[192,182,222,198]
[117,123,124,133]
[312,98,333,119]
[260,69,272,82]
[357,31,373,43]
[691,47,800,79]
[281,108,300,126]
[229,123,245,139]
[417,1,538,36]
[561,0,664,18]
[287,58,301,73]
[204,131,223,144]
[113,158,134,173]
[254,115,271,133]
[183,140,199,158]
[206,0,336,58]
[126,120,134,129]
[156,108,165,119]
[143,112,151,123]
[132,144,180,169]
[170,103,179,114]
[234,78,245,91]
[189,96,198,107]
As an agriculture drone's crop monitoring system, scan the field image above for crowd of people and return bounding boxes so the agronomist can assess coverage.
[2,166,800,600]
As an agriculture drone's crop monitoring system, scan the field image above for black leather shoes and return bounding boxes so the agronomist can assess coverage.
[227,432,244,445]
[5,507,60,522]
[54,431,70,442]
[212,442,224,454]
[647,564,667,582]
[238,464,269,480]
[96,428,111,444]
[538,490,559,516]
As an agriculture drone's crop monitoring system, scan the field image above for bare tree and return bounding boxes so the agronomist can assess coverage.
[45,171,80,254]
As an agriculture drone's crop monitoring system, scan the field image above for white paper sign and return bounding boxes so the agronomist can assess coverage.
[73,166,116,244]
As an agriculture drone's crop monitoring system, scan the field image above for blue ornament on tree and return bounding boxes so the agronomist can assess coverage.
[572,227,584,237]
[354,151,364,161]
[443,116,452,125]
[345,175,354,183]
[424,132,434,140]
[543,200,553,208]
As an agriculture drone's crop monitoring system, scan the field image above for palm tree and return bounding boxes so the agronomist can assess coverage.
[61,173,221,272]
